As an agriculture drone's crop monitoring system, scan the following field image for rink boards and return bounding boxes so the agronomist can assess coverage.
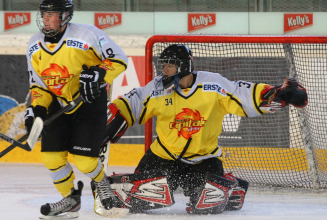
[1,140,327,173]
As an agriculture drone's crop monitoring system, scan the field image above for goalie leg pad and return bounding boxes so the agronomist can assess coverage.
[108,170,175,212]
[186,173,237,214]
[223,173,249,211]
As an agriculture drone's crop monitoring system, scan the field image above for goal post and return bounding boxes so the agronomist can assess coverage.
[144,34,327,189]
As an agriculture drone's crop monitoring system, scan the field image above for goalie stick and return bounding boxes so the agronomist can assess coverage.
[0,96,83,158]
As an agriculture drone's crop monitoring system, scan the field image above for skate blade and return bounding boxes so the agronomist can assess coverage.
[39,212,78,219]
[95,207,129,218]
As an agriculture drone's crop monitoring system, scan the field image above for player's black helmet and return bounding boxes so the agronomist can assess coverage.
[157,44,194,91]
[36,0,74,37]
[158,44,194,78]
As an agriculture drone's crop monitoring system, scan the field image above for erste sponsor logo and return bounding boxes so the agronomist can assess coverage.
[95,13,122,30]
[188,13,216,32]
[203,83,227,96]
[284,13,313,33]
[28,42,41,58]
[5,12,31,31]
[66,38,90,50]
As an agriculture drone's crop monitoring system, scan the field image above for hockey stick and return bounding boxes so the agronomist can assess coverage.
[93,85,129,218]
[0,96,83,158]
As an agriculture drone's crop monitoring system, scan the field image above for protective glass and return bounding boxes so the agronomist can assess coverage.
[157,59,180,76]
[36,10,68,37]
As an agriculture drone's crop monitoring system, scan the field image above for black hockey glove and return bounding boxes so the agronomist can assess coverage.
[79,65,107,104]
[259,77,308,113]
[24,105,47,135]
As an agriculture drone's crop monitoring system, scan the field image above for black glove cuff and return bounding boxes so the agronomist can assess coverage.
[33,105,47,121]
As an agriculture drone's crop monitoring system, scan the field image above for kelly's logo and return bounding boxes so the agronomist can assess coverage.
[284,14,313,33]
[41,64,74,95]
[95,13,122,29]
[188,13,216,32]
[170,108,206,139]
[5,12,31,31]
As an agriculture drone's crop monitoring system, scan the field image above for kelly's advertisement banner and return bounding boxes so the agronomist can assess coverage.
[4,12,31,31]
[94,13,122,30]
[284,13,313,33]
[188,13,216,32]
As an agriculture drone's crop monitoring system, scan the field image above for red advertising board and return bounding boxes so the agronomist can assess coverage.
[188,13,216,32]
[4,12,31,31]
[95,13,122,30]
[284,13,313,33]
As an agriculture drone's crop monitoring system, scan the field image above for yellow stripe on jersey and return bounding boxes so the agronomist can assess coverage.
[225,92,248,117]
[252,83,269,114]
[100,58,128,84]
[139,95,151,124]
[113,98,135,127]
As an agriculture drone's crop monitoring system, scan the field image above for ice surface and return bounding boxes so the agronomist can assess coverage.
[1,163,327,220]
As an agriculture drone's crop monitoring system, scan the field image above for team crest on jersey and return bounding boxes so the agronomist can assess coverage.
[203,82,227,96]
[28,41,40,58]
[31,91,43,103]
[169,108,207,139]
[99,59,115,71]
[41,64,74,96]
[66,38,90,51]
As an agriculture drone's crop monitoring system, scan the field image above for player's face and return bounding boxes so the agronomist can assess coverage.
[163,63,177,77]
[42,12,61,31]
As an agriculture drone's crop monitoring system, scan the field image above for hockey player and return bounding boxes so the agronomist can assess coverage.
[101,44,308,214]
[24,0,128,218]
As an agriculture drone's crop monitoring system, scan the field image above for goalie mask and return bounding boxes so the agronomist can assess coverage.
[157,44,194,91]
[37,0,74,37]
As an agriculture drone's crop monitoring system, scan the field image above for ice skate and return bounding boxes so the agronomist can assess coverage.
[39,181,83,219]
[91,177,129,217]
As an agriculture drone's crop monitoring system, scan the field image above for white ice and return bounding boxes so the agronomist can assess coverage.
[1,163,327,220]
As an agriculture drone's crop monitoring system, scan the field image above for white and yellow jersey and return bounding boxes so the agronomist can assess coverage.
[26,23,128,112]
[114,71,269,163]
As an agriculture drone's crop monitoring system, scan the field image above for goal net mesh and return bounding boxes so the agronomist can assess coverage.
[146,35,327,189]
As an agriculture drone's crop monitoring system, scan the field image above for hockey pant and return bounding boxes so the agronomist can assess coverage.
[42,152,105,197]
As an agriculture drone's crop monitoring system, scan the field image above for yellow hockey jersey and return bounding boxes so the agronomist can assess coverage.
[114,71,270,164]
[26,23,128,112]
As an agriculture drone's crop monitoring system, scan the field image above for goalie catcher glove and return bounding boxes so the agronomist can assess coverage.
[102,103,128,145]
[79,65,107,103]
[259,77,308,113]
[24,105,47,135]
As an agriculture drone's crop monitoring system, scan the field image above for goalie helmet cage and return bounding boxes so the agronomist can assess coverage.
[144,34,327,189]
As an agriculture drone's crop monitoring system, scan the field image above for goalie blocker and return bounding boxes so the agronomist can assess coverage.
[105,170,248,214]
[102,103,128,145]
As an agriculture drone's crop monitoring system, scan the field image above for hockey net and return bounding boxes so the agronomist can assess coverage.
[144,35,327,189]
